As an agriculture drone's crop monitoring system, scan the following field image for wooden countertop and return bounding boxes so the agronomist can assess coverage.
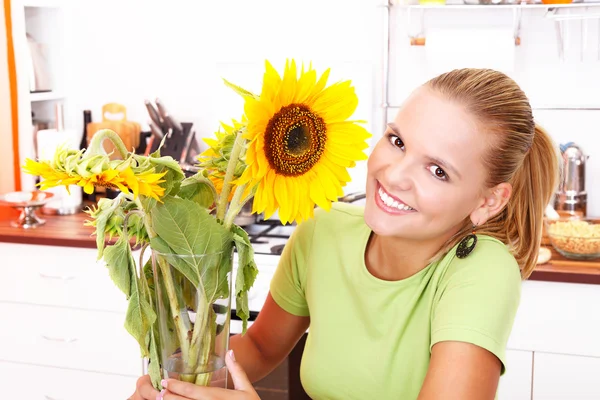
[1,205,599,284]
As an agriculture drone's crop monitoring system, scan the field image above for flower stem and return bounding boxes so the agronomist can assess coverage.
[156,255,191,361]
[86,129,129,159]
[216,128,246,222]
[223,183,249,230]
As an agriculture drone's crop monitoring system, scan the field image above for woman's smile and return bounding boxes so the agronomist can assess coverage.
[375,181,417,215]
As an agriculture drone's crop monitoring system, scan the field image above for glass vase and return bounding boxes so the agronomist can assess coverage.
[151,248,233,387]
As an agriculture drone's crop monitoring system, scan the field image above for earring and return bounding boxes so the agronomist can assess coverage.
[456,224,478,259]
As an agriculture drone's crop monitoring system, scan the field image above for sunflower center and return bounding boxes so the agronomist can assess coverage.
[264,104,326,177]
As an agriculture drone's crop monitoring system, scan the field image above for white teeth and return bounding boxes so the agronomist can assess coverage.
[378,187,414,211]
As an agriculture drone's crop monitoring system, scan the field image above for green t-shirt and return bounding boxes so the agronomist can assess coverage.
[270,203,522,400]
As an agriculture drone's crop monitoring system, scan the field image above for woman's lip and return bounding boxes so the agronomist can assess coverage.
[377,182,416,211]
[375,182,417,215]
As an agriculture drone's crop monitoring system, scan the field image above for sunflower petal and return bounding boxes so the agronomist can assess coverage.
[310,81,358,123]
[274,175,290,224]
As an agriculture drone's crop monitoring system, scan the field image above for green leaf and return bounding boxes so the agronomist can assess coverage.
[150,197,232,288]
[222,78,259,100]
[178,174,218,209]
[232,225,259,333]
[102,235,132,298]
[139,256,163,391]
[123,237,157,353]
[90,196,125,259]
[148,327,162,390]
[149,155,185,197]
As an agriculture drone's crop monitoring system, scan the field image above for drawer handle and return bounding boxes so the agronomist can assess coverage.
[41,335,78,343]
[39,272,76,281]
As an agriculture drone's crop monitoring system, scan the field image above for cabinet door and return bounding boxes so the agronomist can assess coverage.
[0,361,138,400]
[533,352,600,399]
[497,349,533,400]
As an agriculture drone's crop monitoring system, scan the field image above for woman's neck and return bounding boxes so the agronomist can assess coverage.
[364,232,449,282]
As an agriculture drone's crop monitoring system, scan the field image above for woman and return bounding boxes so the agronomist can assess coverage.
[132,68,560,400]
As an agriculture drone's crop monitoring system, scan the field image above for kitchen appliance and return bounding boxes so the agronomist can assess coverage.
[553,142,588,217]
[26,33,53,93]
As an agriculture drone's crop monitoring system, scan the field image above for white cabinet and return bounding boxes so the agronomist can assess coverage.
[498,349,533,400]
[532,352,600,400]
[0,361,137,400]
[0,242,141,395]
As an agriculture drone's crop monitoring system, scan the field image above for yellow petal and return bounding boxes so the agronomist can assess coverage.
[274,175,289,224]
[311,82,358,123]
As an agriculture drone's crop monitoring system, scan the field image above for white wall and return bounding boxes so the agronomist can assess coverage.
[55,0,600,212]
[0,3,16,193]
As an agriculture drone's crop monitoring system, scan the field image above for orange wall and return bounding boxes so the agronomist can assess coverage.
[1,0,18,192]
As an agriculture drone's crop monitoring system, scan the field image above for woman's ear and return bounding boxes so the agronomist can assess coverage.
[470,183,512,225]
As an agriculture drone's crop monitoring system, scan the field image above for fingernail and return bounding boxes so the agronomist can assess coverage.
[161,379,168,388]
[156,389,165,400]
[229,349,236,361]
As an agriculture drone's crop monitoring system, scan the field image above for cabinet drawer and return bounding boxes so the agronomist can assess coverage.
[0,243,133,312]
[0,303,141,376]
[533,352,600,399]
[0,361,138,400]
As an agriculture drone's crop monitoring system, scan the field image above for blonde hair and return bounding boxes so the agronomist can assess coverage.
[426,68,560,279]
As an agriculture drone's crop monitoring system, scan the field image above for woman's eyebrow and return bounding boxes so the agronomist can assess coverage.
[387,122,462,180]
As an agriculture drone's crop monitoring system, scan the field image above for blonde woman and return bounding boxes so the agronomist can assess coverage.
[132,68,560,400]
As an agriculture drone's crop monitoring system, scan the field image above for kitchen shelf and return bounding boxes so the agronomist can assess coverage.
[379,0,600,134]
[30,92,64,102]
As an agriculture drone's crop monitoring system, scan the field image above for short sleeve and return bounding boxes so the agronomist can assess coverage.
[431,238,522,374]
[269,216,317,317]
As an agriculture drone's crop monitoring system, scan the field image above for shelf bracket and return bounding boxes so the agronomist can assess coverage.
[513,7,522,46]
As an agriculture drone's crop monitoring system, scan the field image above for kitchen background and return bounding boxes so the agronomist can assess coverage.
[3,0,600,214]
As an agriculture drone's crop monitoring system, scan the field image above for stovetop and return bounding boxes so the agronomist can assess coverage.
[243,219,295,256]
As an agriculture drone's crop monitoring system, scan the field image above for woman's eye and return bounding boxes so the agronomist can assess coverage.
[388,134,404,149]
[428,165,448,180]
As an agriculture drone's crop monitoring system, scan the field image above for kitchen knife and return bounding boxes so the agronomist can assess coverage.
[144,100,164,131]
[155,97,183,133]
[148,119,164,141]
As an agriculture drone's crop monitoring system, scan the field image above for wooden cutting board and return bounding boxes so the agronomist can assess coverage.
[86,103,140,159]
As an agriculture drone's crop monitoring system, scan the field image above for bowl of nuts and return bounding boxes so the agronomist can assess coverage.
[544,217,600,260]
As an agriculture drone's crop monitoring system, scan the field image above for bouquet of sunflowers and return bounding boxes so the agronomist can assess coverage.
[23,60,371,390]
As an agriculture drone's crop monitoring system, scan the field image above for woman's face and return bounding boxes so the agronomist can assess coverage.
[364,87,491,242]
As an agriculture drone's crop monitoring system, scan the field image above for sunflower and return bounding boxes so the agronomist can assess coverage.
[24,154,167,202]
[23,158,80,190]
[237,60,371,224]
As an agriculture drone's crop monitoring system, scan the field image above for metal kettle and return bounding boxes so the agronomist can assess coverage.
[553,142,588,217]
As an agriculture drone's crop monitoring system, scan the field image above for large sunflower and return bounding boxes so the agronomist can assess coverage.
[237,60,371,224]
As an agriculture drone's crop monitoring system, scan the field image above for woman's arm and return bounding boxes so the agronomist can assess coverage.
[229,292,310,383]
[417,341,501,400]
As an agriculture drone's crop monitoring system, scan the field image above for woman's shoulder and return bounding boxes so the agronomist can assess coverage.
[438,235,522,288]
[312,202,365,230]
[292,202,366,242]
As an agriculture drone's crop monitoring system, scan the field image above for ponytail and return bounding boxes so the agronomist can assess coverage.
[502,124,560,278]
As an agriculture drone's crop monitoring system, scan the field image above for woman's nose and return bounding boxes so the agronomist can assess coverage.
[384,157,414,192]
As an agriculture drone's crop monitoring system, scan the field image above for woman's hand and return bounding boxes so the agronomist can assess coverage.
[159,350,260,400]
[129,374,160,400]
